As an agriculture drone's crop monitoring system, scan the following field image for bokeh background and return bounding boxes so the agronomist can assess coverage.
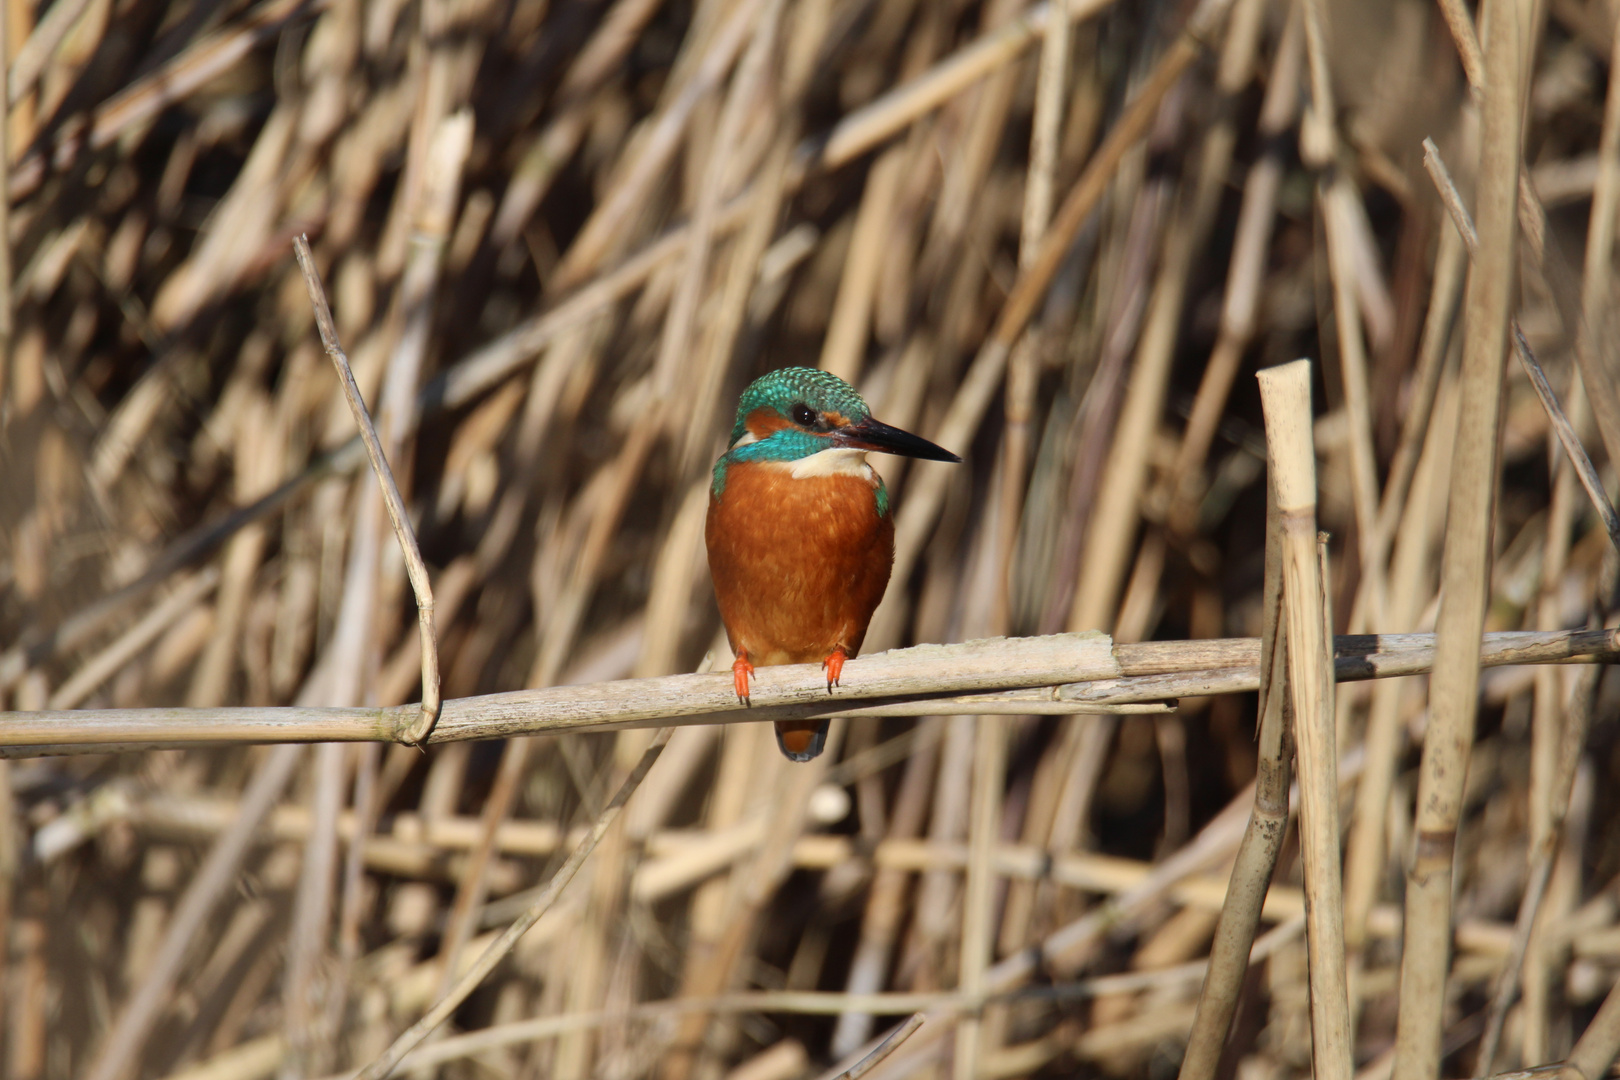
[0,0,1618,1077]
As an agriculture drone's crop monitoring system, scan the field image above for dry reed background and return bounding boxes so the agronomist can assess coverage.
[3,0,1620,1076]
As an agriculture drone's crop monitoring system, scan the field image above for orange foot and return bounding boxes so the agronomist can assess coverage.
[822,646,848,694]
[732,652,755,705]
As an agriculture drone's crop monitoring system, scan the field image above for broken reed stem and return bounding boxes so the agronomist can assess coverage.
[292,235,441,745]
[1392,2,1527,1077]
[1176,451,1292,1080]
[1257,359,1350,1080]
[356,728,672,1080]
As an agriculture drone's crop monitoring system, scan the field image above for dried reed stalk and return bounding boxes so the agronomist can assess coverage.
[1257,359,1349,1080]
[11,3,1620,1080]
[1392,1,1529,1076]
[3,628,1612,756]
[294,237,441,745]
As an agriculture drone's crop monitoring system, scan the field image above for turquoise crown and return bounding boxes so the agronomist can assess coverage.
[729,367,871,445]
[713,368,887,513]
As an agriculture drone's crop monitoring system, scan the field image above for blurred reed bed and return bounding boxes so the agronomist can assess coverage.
[2,0,1620,1078]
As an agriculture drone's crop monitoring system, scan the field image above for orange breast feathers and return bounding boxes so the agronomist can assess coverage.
[705,461,895,668]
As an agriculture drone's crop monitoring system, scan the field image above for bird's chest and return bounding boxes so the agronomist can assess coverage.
[707,460,889,569]
[706,460,895,662]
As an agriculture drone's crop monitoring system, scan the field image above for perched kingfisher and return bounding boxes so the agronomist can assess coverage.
[706,367,960,762]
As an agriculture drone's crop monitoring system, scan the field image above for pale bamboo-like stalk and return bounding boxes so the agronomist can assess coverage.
[1391,0,1528,1076]
[2,627,1614,757]
[1020,0,1070,262]
[292,236,441,746]
[1423,120,1620,1069]
[1257,359,1350,1080]
[1176,443,1292,1080]
[995,0,1066,625]
[356,728,672,1080]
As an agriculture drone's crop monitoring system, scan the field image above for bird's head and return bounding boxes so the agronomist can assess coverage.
[725,367,960,464]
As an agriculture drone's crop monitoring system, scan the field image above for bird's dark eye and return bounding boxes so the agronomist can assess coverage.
[791,403,816,426]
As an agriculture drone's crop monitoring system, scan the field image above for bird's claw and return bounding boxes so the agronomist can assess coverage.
[822,647,847,694]
[732,653,755,706]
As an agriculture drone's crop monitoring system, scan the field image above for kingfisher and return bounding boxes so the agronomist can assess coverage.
[706,367,960,762]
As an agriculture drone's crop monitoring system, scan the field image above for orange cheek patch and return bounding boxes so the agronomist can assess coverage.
[744,409,792,439]
[822,411,849,429]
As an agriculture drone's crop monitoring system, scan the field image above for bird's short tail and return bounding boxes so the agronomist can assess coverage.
[774,720,829,762]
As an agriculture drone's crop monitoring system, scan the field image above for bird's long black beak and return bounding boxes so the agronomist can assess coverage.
[836,416,960,462]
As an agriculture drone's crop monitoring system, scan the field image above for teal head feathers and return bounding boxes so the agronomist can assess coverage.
[712,367,959,501]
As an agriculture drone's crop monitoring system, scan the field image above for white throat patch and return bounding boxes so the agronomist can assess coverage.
[781,446,874,482]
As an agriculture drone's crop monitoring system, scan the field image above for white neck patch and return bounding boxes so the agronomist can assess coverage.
[776,446,874,482]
